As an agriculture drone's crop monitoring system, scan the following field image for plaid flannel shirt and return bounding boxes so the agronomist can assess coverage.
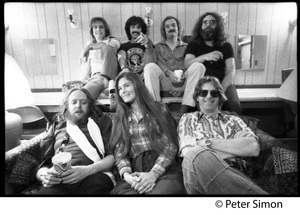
[115,111,177,178]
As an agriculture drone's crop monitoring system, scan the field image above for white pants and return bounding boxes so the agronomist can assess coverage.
[144,62,205,107]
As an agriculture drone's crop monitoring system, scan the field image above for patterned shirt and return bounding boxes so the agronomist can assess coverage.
[115,110,177,178]
[177,111,257,157]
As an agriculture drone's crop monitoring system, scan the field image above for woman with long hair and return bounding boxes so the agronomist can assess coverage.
[109,72,184,195]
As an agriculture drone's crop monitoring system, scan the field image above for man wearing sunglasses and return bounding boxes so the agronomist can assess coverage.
[184,12,242,115]
[177,76,268,194]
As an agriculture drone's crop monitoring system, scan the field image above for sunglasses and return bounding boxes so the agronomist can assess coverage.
[198,90,220,98]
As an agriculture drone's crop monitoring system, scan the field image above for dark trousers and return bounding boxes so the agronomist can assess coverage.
[222,84,242,115]
[111,151,185,195]
[34,172,113,195]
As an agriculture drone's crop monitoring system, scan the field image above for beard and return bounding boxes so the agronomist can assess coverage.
[201,27,216,41]
[66,109,89,126]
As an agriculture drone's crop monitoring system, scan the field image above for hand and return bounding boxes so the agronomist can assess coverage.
[135,33,149,47]
[123,172,141,185]
[39,167,62,188]
[79,52,88,64]
[131,171,159,194]
[204,51,223,62]
[60,166,89,184]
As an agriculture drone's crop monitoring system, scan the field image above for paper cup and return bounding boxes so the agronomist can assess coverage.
[174,70,183,81]
[52,152,72,173]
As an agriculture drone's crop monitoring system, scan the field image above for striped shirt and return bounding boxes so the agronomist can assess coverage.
[115,110,177,178]
[177,111,257,157]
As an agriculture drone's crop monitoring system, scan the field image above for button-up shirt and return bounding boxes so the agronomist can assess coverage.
[115,110,177,178]
[177,111,257,157]
[155,40,187,74]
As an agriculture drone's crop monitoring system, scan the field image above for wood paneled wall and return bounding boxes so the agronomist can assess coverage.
[4,2,297,90]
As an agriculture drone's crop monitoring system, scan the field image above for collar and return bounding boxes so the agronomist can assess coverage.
[197,111,226,122]
[159,39,187,46]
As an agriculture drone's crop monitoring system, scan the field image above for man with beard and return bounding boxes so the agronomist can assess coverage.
[144,16,205,113]
[33,88,115,195]
[184,12,242,115]
[118,16,156,79]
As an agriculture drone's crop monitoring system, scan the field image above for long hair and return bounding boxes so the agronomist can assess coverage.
[89,17,111,42]
[55,87,102,123]
[160,16,182,40]
[125,16,147,40]
[109,72,178,162]
[191,12,227,47]
[193,76,227,110]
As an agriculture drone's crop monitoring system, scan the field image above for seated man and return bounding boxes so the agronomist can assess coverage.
[80,17,120,101]
[118,16,156,79]
[144,16,205,113]
[184,12,242,115]
[33,88,115,195]
[178,76,268,194]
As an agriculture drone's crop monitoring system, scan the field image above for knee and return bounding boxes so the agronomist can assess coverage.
[144,63,159,76]
[188,62,206,76]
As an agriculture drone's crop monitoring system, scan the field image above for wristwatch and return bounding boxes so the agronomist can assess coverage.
[204,139,212,148]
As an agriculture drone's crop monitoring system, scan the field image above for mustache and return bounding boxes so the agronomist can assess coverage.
[132,31,140,35]
[168,29,176,33]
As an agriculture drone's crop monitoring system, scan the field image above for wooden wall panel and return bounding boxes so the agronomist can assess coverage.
[235,3,250,85]
[4,2,297,90]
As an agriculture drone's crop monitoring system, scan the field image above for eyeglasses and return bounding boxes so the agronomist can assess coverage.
[202,20,216,26]
[198,90,220,98]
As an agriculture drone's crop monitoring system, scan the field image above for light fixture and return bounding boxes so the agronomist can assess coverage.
[67,9,80,29]
[277,68,297,137]
[144,7,153,27]
[221,11,228,24]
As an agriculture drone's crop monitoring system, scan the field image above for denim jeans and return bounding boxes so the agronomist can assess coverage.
[222,84,242,115]
[182,145,268,195]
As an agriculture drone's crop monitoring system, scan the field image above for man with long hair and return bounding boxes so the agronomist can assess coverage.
[109,72,184,195]
[184,12,242,115]
[144,16,205,113]
[79,17,120,104]
[178,76,268,194]
[118,16,156,78]
[33,88,115,195]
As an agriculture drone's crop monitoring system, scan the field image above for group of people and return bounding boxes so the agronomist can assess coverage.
[32,12,268,195]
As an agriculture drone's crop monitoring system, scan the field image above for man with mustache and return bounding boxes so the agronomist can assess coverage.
[118,16,156,78]
[33,88,115,195]
[144,16,205,113]
[184,12,242,115]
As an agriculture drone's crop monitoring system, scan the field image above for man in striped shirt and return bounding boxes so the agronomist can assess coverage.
[178,76,268,195]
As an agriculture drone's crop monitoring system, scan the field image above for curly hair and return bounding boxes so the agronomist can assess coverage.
[192,12,227,47]
[160,16,182,40]
[55,87,103,123]
[193,76,227,110]
[89,17,111,42]
[125,16,147,40]
[109,72,178,163]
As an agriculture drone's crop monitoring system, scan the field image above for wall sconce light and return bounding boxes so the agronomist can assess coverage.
[145,7,153,27]
[289,18,297,27]
[67,9,80,29]
[221,11,228,24]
